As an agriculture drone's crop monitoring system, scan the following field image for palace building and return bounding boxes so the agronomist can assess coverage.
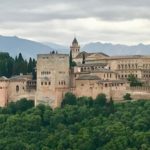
[0,37,150,108]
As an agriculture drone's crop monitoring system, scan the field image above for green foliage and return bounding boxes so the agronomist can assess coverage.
[0,52,36,78]
[123,93,132,100]
[82,52,85,64]
[0,98,149,149]
[0,52,14,77]
[61,92,77,106]
[69,51,76,68]
[3,98,34,114]
[95,93,107,107]
[127,74,143,87]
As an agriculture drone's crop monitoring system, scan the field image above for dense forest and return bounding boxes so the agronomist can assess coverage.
[0,52,36,78]
[0,94,149,150]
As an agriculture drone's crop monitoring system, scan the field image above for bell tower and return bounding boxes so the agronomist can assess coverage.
[70,37,80,59]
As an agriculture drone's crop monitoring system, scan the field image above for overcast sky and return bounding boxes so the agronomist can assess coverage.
[0,0,150,45]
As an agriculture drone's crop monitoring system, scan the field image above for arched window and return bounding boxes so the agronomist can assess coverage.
[16,85,19,92]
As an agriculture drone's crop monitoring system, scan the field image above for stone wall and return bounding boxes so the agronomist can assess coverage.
[0,80,9,107]
[36,54,70,108]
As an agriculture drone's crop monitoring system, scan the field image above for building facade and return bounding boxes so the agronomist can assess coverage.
[0,38,150,108]
[36,53,70,108]
[0,74,36,107]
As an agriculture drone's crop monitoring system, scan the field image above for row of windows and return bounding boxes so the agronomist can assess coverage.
[41,82,51,86]
[118,60,138,63]
[104,73,112,78]
[72,49,79,52]
[104,83,124,87]
[143,75,150,78]
[143,64,150,67]
[41,71,51,75]
[81,66,104,72]
[118,74,138,78]
[121,71,138,73]
[16,85,25,92]
[143,71,150,73]
[118,64,138,69]
[59,81,66,85]
[81,83,124,87]
[41,81,66,86]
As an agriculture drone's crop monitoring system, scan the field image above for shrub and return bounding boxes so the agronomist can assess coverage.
[123,93,132,100]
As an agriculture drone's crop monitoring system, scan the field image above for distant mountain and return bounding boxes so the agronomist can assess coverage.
[0,35,53,58]
[0,35,150,59]
[82,42,150,56]
[44,42,69,53]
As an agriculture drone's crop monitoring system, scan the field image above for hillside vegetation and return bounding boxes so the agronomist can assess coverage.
[0,52,36,78]
[0,95,149,150]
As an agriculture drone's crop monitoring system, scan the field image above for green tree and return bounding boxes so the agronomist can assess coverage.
[95,93,107,107]
[69,50,76,68]
[61,92,77,106]
[128,74,143,87]
[123,93,132,100]
[82,52,86,64]
[6,98,34,114]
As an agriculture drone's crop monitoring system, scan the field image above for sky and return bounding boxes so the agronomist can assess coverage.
[0,0,150,45]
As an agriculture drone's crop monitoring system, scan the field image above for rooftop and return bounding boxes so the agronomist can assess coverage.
[77,63,107,67]
[72,37,78,45]
[76,75,101,80]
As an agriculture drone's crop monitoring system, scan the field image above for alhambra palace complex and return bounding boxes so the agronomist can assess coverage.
[0,38,150,108]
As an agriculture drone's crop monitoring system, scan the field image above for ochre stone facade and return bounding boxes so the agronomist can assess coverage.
[36,53,70,108]
[0,75,36,107]
[0,38,150,108]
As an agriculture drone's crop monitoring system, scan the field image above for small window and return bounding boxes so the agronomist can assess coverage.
[41,82,43,85]
[49,82,51,85]
[16,85,19,92]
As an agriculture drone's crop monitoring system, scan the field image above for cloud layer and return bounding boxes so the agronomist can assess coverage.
[0,0,150,45]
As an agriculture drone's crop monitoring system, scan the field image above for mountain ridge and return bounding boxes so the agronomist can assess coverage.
[0,35,150,58]
[0,35,53,58]
[82,42,150,56]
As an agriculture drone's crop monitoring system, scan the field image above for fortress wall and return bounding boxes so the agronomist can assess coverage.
[0,81,9,107]
[36,54,70,108]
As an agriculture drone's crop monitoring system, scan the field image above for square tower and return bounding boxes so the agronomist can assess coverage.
[70,37,80,59]
[36,53,70,108]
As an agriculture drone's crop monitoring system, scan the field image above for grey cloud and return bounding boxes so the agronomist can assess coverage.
[0,0,150,23]
[0,0,150,45]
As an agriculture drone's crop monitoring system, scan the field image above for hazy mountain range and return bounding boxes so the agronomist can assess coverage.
[82,42,150,56]
[0,35,150,58]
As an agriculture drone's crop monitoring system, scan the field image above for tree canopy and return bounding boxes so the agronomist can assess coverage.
[0,97,149,149]
[127,74,143,87]
[0,52,36,78]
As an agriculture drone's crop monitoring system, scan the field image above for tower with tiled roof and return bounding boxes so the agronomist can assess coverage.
[70,37,80,59]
